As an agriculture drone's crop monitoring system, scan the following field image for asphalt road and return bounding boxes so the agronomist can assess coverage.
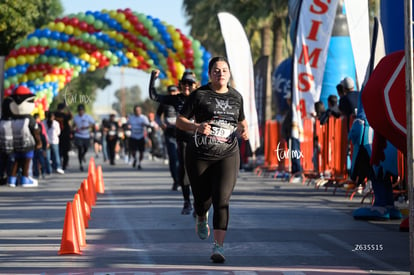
[0,152,410,274]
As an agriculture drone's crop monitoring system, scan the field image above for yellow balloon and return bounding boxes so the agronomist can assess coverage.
[19,75,28,83]
[28,72,37,80]
[88,65,96,71]
[109,10,117,18]
[70,45,79,54]
[65,25,74,35]
[56,22,65,32]
[89,57,97,65]
[26,55,35,64]
[74,29,82,36]
[17,55,26,65]
[62,42,71,52]
[44,75,52,82]
[7,57,17,68]
[116,12,126,22]
[80,53,90,62]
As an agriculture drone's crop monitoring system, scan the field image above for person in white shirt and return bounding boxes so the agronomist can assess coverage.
[43,111,64,174]
[73,104,95,171]
[127,105,149,170]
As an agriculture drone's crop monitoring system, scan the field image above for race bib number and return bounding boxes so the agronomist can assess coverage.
[210,125,232,139]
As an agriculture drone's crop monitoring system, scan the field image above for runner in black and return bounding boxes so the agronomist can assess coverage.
[149,70,198,215]
[176,56,249,263]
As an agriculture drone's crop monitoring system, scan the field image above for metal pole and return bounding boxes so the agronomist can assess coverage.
[403,0,414,273]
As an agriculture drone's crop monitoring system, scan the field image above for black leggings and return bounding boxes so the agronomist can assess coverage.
[185,149,240,230]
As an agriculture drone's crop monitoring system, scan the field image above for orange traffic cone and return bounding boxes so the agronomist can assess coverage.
[95,165,105,194]
[88,157,97,186]
[73,193,86,247]
[87,175,96,206]
[58,201,81,255]
[78,187,89,228]
[81,180,92,217]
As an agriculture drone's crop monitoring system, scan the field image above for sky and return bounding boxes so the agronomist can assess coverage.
[59,0,190,110]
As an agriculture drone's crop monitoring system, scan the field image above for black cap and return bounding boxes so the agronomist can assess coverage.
[57,103,66,110]
[167,85,179,93]
[77,104,85,111]
[180,72,197,84]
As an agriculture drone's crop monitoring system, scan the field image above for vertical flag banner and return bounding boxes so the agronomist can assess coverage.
[218,12,261,153]
[292,0,339,139]
[254,56,270,143]
[344,0,370,90]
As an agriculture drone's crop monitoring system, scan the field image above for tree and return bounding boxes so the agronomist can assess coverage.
[111,85,158,117]
[182,0,288,68]
[0,0,63,55]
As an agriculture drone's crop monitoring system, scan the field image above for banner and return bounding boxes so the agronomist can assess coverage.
[292,0,339,139]
[344,0,370,90]
[218,12,261,153]
[254,56,269,136]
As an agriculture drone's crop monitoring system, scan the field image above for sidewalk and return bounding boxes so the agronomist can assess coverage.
[0,153,410,274]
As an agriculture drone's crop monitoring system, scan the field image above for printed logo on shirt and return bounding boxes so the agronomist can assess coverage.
[215,98,232,112]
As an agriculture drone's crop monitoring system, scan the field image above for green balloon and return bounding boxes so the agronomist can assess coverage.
[49,40,58,48]
[95,40,104,49]
[29,37,39,46]
[81,33,90,41]
[88,35,97,44]
[148,27,157,37]
[39,38,49,47]
[85,14,95,24]
[4,79,10,89]
[94,20,103,30]
[48,56,58,65]
[39,55,48,63]
[20,39,30,48]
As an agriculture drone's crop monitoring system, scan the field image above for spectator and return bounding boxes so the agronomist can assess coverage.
[339,76,359,120]
[32,113,48,179]
[44,111,64,174]
[319,95,341,125]
[54,103,72,171]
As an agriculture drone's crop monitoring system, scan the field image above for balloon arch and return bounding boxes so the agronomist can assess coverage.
[2,8,211,115]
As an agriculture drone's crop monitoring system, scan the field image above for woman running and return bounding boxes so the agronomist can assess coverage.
[176,56,249,263]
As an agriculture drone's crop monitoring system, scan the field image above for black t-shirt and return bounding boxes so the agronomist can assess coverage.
[151,93,192,142]
[180,84,245,160]
[339,92,359,117]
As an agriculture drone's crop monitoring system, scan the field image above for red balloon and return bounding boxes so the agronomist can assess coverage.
[4,88,13,97]
[9,49,18,57]
[79,22,88,31]
[17,47,28,55]
[87,25,96,33]
[134,22,143,33]
[61,17,70,24]
[27,46,37,54]
[70,17,79,26]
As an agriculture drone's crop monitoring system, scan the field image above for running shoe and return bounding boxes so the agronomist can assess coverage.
[181,200,192,215]
[56,168,65,174]
[210,242,225,263]
[7,176,17,188]
[195,212,210,240]
[21,176,38,188]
